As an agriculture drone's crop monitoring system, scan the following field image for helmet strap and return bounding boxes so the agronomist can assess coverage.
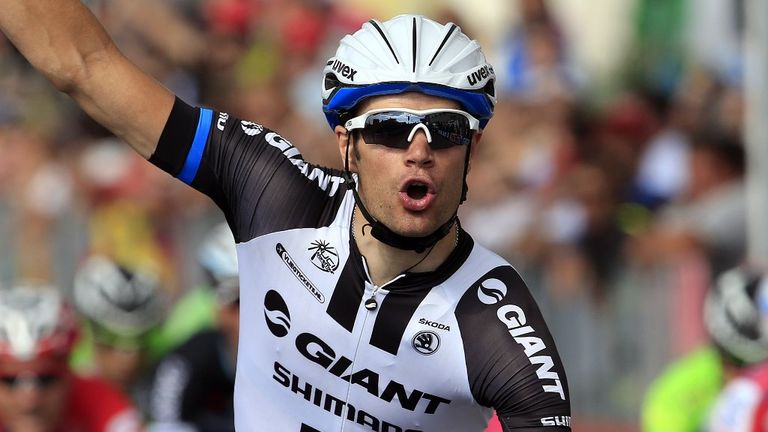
[460,140,472,204]
[343,138,456,254]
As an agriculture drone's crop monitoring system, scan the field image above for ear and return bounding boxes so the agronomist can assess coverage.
[467,131,483,173]
[336,125,358,172]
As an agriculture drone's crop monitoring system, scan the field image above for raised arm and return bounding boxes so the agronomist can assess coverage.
[0,0,175,158]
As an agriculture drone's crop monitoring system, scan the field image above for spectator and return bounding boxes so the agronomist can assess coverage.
[642,266,768,432]
[0,283,143,432]
[70,254,169,415]
[627,131,746,277]
[497,0,582,102]
[148,223,238,432]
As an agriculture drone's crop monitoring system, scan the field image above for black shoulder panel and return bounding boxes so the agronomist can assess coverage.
[455,266,571,430]
[150,98,349,243]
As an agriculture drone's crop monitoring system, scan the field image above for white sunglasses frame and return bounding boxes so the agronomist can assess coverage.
[344,108,481,138]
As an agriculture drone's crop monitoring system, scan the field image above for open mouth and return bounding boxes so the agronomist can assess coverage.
[399,178,436,212]
[407,182,429,200]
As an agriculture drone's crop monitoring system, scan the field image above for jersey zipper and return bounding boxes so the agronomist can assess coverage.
[360,255,405,311]
[338,256,405,432]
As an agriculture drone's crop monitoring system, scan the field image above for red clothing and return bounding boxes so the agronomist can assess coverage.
[1,374,142,432]
[708,362,768,432]
[62,375,142,432]
[485,413,503,432]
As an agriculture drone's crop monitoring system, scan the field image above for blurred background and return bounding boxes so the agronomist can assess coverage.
[0,0,763,430]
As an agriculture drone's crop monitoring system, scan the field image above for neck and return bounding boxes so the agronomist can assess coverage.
[352,207,459,286]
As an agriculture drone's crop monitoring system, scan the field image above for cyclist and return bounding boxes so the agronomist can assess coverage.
[704,268,768,431]
[148,222,239,432]
[642,267,768,431]
[0,5,571,431]
[0,283,143,432]
[70,254,168,413]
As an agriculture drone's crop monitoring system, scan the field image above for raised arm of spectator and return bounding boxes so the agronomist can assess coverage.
[0,0,174,158]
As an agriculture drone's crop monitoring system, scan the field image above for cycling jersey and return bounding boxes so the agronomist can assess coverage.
[149,329,235,431]
[148,97,571,431]
[642,346,725,432]
[707,362,768,432]
[65,375,143,432]
[0,374,142,432]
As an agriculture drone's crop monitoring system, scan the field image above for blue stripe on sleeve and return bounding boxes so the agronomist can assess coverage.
[178,108,213,184]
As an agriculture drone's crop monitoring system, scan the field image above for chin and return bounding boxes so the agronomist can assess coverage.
[12,417,54,432]
[393,217,442,238]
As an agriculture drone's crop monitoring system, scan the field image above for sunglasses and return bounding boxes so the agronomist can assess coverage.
[0,372,64,389]
[90,324,148,350]
[344,108,480,149]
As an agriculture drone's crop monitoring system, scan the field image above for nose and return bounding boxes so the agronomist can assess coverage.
[12,384,45,409]
[404,125,434,168]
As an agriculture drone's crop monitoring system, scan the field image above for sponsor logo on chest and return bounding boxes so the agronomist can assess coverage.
[262,290,453,420]
[308,240,339,273]
[276,243,325,303]
[412,331,440,355]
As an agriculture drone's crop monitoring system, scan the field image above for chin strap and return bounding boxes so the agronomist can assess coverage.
[344,171,455,253]
[343,137,457,254]
[460,141,472,204]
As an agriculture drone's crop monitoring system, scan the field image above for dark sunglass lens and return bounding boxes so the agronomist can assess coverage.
[361,112,419,149]
[427,113,472,148]
[0,373,62,388]
[36,374,62,387]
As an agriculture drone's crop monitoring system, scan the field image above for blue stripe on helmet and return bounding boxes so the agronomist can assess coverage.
[323,82,493,130]
[179,108,213,184]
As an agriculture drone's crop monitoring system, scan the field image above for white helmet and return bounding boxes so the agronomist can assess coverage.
[704,267,768,364]
[0,284,79,361]
[322,14,496,130]
[73,255,166,337]
[197,223,239,305]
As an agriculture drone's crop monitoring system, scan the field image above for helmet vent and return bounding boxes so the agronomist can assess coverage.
[368,20,399,64]
[324,72,341,92]
[484,79,496,99]
[428,24,457,66]
[412,16,417,73]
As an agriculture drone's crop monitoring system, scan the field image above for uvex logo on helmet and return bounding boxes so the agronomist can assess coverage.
[466,65,494,86]
[329,59,357,81]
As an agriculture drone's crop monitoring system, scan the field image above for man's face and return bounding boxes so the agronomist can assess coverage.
[338,93,479,238]
[93,343,144,391]
[217,299,240,359]
[0,357,70,432]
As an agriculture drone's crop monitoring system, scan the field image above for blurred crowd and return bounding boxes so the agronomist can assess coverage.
[0,0,755,429]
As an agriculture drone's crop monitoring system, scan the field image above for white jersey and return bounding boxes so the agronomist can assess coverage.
[708,363,768,432]
[149,98,571,431]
